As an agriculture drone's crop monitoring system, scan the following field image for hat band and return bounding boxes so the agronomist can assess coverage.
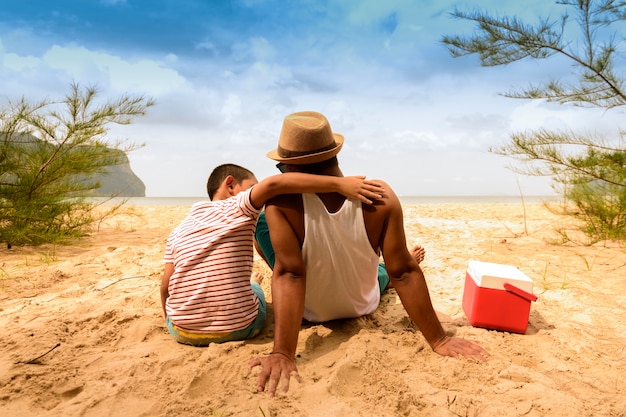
[277,142,337,158]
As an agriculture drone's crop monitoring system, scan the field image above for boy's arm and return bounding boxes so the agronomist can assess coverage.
[249,173,383,209]
[160,263,174,319]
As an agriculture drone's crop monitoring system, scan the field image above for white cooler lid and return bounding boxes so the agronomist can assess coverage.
[467,260,533,293]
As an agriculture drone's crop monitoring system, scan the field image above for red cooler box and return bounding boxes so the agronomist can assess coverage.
[462,260,538,334]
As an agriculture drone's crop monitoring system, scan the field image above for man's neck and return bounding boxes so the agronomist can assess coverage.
[314,166,346,212]
[313,166,343,177]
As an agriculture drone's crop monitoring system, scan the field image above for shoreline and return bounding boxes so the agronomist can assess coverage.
[95,194,560,207]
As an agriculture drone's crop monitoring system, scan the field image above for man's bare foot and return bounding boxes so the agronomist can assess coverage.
[410,245,426,265]
[251,272,264,285]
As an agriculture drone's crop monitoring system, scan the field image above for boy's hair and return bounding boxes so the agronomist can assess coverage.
[206,163,255,200]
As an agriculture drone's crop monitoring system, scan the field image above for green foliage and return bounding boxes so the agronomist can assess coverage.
[442,0,626,109]
[564,179,626,242]
[441,0,626,243]
[0,83,154,246]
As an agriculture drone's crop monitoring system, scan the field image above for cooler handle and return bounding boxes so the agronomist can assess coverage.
[503,282,538,302]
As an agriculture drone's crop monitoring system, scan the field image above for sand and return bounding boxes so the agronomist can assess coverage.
[1,202,624,417]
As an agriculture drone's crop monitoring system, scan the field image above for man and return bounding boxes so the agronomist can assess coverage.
[249,111,489,396]
[160,163,382,346]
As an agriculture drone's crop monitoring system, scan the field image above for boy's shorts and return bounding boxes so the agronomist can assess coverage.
[166,282,266,347]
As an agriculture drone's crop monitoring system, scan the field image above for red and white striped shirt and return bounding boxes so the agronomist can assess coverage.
[163,188,261,333]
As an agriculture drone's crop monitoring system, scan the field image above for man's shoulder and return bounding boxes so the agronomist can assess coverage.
[363,182,402,217]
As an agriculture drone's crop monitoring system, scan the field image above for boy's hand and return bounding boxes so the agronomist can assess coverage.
[339,176,384,204]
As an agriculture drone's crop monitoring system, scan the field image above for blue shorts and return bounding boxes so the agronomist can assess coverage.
[256,211,390,295]
[166,282,266,347]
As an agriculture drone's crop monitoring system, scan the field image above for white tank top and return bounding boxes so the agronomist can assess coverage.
[301,193,381,322]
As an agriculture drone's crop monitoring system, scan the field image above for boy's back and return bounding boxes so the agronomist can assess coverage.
[164,188,262,333]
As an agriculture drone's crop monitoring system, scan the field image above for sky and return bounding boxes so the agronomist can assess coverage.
[1,0,624,197]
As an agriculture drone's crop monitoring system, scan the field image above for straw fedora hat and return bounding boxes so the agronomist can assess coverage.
[266,111,344,165]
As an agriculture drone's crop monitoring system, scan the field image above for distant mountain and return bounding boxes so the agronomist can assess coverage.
[94,149,146,197]
[4,133,146,197]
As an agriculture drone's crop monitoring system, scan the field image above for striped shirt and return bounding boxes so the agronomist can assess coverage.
[163,188,261,333]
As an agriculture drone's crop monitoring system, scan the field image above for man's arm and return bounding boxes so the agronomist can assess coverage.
[248,197,304,396]
[379,186,489,360]
[160,263,174,320]
[249,173,383,209]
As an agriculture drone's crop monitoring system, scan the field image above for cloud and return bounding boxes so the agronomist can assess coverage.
[42,45,187,95]
[2,51,39,71]
[249,37,277,61]
[509,100,625,137]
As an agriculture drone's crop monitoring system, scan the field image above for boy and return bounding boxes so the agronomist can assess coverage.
[160,163,382,346]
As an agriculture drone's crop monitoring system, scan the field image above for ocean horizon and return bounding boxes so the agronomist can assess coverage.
[113,195,559,206]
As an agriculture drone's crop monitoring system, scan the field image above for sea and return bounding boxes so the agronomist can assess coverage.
[110,195,559,206]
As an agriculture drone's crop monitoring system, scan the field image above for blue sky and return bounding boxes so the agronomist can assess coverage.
[1,0,623,197]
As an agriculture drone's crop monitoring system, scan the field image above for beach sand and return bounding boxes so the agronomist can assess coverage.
[1,202,624,416]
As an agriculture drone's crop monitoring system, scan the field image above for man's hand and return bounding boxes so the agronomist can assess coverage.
[339,176,384,205]
[432,336,490,361]
[248,352,301,397]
